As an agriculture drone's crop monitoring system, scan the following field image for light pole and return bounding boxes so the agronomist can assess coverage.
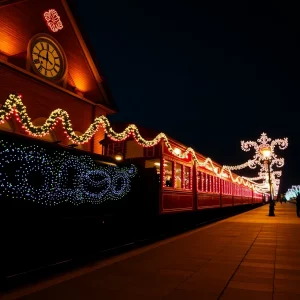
[260,146,275,216]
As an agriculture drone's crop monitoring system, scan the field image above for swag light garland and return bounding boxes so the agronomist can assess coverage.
[1,93,258,190]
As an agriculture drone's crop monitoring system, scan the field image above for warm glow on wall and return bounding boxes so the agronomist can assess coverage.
[0,10,32,56]
[70,69,92,93]
[0,36,25,56]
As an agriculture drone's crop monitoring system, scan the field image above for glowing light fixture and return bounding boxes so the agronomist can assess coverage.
[114,153,123,161]
[260,146,271,159]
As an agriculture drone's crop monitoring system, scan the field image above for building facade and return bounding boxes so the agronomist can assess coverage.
[0,0,116,153]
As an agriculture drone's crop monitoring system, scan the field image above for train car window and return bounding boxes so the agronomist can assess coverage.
[184,166,191,189]
[175,163,182,189]
[206,174,210,192]
[165,160,173,187]
[216,176,219,193]
[203,173,207,192]
[197,171,202,191]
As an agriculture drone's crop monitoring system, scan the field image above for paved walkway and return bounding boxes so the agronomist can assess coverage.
[2,202,300,300]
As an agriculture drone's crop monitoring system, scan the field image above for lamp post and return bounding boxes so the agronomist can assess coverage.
[260,146,275,216]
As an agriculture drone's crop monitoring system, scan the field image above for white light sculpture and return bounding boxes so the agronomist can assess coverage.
[224,133,288,196]
[225,133,288,171]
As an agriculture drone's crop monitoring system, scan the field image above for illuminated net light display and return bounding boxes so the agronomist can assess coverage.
[224,133,288,195]
[0,139,137,206]
[0,94,259,190]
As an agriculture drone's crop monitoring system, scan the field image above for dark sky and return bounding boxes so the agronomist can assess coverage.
[69,0,299,192]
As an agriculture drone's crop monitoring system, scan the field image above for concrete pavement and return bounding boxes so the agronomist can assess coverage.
[2,202,300,300]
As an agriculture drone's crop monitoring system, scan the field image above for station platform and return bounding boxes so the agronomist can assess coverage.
[2,202,300,300]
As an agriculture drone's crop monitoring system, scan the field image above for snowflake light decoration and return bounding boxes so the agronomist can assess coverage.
[43,9,64,33]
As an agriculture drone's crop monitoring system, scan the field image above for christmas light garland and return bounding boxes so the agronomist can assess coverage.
[0,94,258,190]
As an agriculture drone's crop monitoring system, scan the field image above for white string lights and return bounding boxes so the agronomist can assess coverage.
[0,94,258,190]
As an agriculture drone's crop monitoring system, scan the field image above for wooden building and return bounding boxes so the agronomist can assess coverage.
[0,0,116,153]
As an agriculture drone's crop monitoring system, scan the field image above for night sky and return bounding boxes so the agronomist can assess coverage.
[69,0,299,192]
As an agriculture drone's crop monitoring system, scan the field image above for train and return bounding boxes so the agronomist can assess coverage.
[100,122,264,218]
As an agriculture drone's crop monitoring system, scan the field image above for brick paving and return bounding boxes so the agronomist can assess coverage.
[2,202,300,300]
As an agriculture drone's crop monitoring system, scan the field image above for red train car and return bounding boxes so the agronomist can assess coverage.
[101,123,264,214]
